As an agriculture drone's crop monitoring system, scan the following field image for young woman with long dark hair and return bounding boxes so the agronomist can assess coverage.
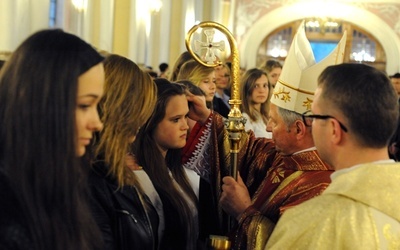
[133,79,211,249]
[0,29,104,250]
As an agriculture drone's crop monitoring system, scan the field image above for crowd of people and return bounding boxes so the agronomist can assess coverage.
[0,22,399,250]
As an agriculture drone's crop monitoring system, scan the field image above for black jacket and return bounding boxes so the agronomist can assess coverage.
[88,162,159,250]
[0,172,33,250]
[212,97,230,118]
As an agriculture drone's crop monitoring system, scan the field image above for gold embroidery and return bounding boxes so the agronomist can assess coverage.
[267,171,304,203]
[383,224,400,250]
[273,87,291,102]
[270,168,285,183]
[303,97,313,110]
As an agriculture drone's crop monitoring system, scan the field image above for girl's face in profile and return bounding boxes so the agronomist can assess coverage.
[198,71,216,102]
[153,94,189,157]
[268,67,282,88]
[75,63,105,156]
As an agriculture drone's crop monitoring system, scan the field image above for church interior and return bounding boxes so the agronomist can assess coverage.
[1,0,400,75]
[1,2,400,248]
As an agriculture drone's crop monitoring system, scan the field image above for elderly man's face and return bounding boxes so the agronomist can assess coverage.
[267,104,298,155]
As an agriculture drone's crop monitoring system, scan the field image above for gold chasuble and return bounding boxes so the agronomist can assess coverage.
[266,163,400,250]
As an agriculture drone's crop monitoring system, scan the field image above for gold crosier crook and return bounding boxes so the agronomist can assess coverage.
[185,21,245,181]
[186,20,242,250]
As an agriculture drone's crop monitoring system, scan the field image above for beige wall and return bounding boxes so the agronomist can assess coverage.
[168,0,184,69]
[113,0,130,56]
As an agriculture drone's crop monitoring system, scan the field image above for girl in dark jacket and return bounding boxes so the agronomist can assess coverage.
[133,79,211,250]
[89,54,159,250]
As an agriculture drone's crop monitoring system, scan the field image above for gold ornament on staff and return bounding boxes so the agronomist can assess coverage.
[185,21,245,181]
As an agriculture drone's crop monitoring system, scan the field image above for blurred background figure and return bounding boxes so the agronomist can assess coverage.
[213,63,231,118]
[390,72,400,97]
[159,62,169,78]
[169,51,194,82]
[261,59,282,88]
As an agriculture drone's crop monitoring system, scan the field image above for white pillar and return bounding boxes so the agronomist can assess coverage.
[156,0,171,66]
[210,0,222,23]
[183,0,196,53]
[98,0,114,52]
[82,0,92,42]
[0,0,49,52]
[0,0,15,51]
[129,0,148,65]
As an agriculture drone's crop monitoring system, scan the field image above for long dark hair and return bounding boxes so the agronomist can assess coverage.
[133,79,198,248]
[0,29,103,249]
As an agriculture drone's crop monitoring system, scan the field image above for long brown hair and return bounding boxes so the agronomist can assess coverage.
[240,68,271,124]
[133,79,198,249]
[169,51,194,81]
[94,54,157,187]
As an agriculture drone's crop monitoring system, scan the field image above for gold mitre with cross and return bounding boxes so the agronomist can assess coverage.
[271,20,347,114]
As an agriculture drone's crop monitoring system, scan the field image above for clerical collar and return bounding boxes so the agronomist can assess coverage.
[293,146,317,155]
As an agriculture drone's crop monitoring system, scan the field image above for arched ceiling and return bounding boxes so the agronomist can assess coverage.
[240,2,400,74]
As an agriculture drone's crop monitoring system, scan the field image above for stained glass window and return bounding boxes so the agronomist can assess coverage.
[49,0,57,27]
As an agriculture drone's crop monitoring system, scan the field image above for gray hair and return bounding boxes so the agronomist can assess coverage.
[277,106,309,132]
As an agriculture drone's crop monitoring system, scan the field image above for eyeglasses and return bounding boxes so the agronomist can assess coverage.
[302,111,348,132]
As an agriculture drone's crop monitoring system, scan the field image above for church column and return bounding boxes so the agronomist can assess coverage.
[89,0,114,52]
[149,0,171,70]
[63,0,86,38]
[224,0,235,31]
[147,8,160,69]
[168,0,199,65]
[203,0,222,23]
[0,0,49,52]
[168,0,185,66]
[113,0,130,56]
[128,0,147,65]
[128,0,173,69]
[0,0,15,51]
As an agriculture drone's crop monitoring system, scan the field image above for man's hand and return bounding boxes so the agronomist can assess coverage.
[186,91,211,124]
[220,173,252,220]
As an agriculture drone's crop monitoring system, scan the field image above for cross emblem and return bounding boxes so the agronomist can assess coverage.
[194,29,225,64]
